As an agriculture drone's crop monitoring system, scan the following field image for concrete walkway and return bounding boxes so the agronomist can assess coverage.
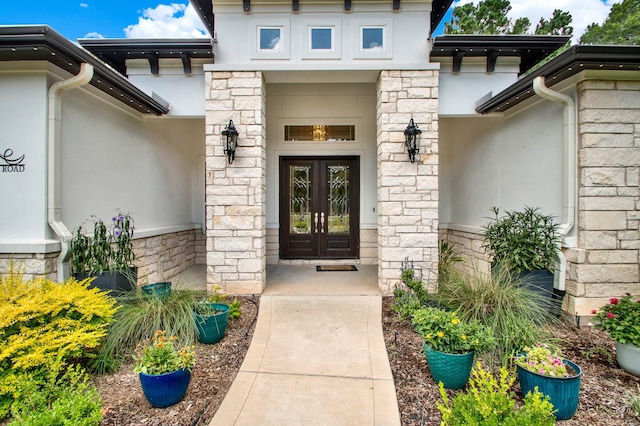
[209,265,401,426]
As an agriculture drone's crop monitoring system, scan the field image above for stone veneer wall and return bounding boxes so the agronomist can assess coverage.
[134,229,198,285]
[0,252,59,281]
[205,71,266,294]
[568,79,640,316]
[438,228,491,276]
[376,70,439,294]
[0,228,200,285]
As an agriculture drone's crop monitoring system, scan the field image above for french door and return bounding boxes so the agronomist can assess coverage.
[279,156,359,259]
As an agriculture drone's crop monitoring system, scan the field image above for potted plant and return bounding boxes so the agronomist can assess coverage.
[411,307,494,389]
[483,206,562,302]
[193,286,240,344]
[592,294,640,377]
[69,211,137,292]
[133,330,195,408]
[515,343,582,420]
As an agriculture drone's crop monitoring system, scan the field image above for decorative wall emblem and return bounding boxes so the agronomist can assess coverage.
[1,149,25,172]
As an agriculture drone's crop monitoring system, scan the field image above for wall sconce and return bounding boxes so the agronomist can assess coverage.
[221,120,238,164]
[404,118,422,163]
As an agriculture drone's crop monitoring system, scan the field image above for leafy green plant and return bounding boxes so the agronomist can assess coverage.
[591,294,640,347]
[208,285,241,319]
[92,289,203,374]
[435,266,556,366]
[70,210,136,274]
[8,365,102,426]
[439,240,465,284]
[483,206,561,274]
[437,362,555,425]
[0,262,116,417]
[515,343,569,377]
[411,307,494,354]
[133,330,195,375]
[626,385,640,419]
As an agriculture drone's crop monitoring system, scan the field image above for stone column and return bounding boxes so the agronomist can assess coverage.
[205,71,266,294]
[376,70,439,294]
[569,79,640,316]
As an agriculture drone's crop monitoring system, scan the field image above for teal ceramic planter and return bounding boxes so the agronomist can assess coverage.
[195,303,230,344]
[423,344,474,389]
[139,368,191,408]
[141,282,172,300]
[517,359,581,420]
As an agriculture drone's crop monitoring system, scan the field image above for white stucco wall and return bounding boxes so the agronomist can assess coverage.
[265,82,377,231]
[440,98,567,232]
[436,57,521,116]
[0,63,50,244]
[127,59,209,117]
[212,2,432,68]
[0,61,205,253]
[59,84,205,234]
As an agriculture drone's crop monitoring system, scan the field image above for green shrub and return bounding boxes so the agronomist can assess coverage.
[9,365,102,426]
[93,289,205,373]
[437,362,555,425]
[208,285,241,319]
[0,262,116,417]
[439,240,465,284]
[435,267,556,366]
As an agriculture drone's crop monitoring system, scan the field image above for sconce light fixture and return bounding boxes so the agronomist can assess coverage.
[221,119,238,164]
[404,118,422,163]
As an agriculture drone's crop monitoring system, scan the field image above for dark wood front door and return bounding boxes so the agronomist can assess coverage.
[279,156,359,259]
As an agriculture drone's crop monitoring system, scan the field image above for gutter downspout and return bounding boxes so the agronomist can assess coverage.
[532,76,576,293]
[48,63,94,282]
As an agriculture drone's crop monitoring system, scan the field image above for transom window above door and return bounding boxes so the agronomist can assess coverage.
[284,125,355,142]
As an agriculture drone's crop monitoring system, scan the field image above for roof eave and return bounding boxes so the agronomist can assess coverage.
[476,45,640,114]
[0,25,169,115]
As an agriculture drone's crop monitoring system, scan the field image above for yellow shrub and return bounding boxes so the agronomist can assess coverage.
[0,262,117,417]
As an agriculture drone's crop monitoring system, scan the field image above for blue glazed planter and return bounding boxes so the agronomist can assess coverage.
[195,303,230,344]
[139,368,191,408]
[423,344,475,389]
[517,359,582,420]
[141,282,172,300]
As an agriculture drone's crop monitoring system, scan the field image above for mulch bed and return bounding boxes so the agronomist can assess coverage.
[93,296,259,426]
[91,295,640,425]
[381,296,640,425]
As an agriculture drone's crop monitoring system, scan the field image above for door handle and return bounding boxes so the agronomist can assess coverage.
[320,212,325,233]
[314,212,319,234]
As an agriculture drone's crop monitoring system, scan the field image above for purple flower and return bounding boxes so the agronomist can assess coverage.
[118,214,125,221]
[114,226,122,238]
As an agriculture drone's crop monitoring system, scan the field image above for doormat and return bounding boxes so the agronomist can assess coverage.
[316,265,358,272]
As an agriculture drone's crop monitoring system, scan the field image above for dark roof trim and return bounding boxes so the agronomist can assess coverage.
[78,38,214,76]
[431,34,571,74]
[431,0,453,35]
[189,0,454,36]
[476,45,640,114]
[191,0,215,35]
[0,25,169,115]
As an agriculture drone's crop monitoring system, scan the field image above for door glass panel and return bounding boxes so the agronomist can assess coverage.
[327,165,349,234]
[290,165,312,234]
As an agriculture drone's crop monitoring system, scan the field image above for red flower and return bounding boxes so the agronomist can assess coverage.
[610,298,619,305]
[591,309,597,315]
[606,312,616,319]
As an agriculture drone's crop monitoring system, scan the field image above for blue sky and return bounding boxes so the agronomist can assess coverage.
[2,0,619,42]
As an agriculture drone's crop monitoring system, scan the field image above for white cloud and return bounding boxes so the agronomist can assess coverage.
[84,31,104,39]
[451,0,623,43]
[123,3,208,38]
[80,3,89,8]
